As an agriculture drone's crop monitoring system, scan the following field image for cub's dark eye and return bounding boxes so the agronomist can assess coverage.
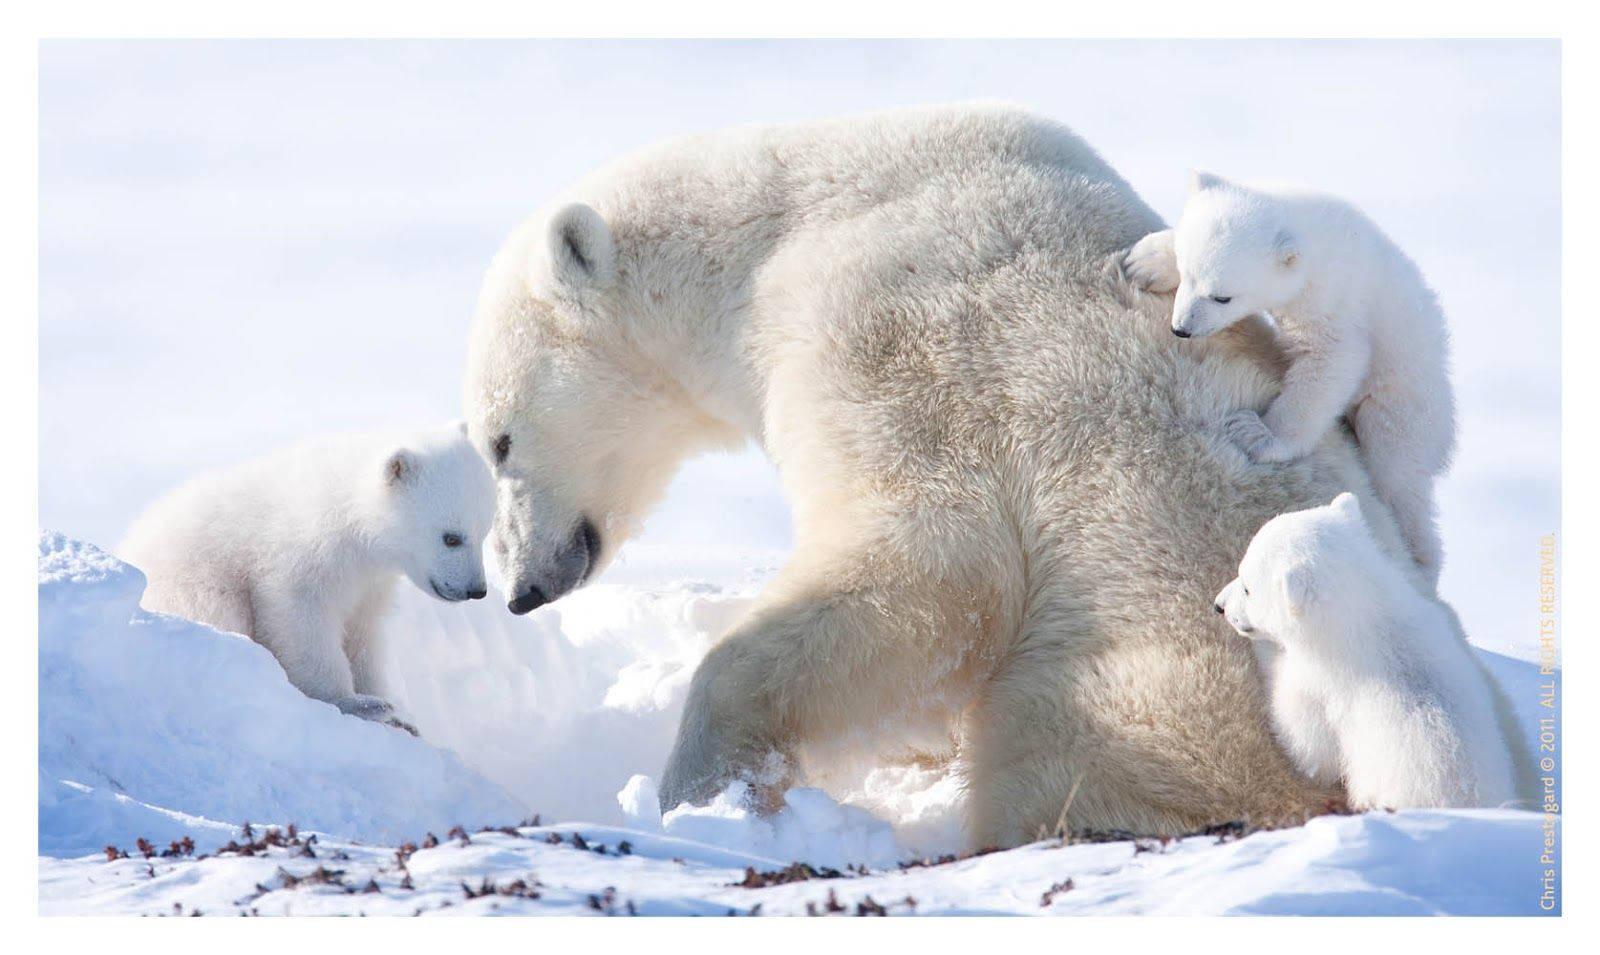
[1241,585,1249,596]
[442,533,463,549]
[1210,295,1232,304]
[492,434,511,465]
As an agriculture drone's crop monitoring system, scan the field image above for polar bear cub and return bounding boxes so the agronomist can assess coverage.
[118,423,495,732]
[1125,173,1456,585]
[1213,493,1515,810]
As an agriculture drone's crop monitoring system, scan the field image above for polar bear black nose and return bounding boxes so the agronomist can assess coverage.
[508,585,548,615]
[1172,327,1192,339]
[1213,603,1225,614]
[468,587,487,600]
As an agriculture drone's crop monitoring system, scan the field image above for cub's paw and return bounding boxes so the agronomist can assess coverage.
[1223,410,1293,463]
[1123,229,1180,293]
[335,694,419,736]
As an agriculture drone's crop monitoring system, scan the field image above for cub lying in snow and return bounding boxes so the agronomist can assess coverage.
[1214,493,1515,810]
[118,423,494,733]
[1125,172,1456,587]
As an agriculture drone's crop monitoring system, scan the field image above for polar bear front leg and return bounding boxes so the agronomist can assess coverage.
[255,590,413,733]
[659,562,981,813]
[251,591,359,705]
[1123,228,1180,293]
[1233,334,1372,462]
[658,633,795,813]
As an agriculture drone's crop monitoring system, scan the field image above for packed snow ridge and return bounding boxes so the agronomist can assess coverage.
[37,531,1559,915]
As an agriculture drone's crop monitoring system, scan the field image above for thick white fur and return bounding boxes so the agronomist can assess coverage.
[118,424,495,729]
[1125,173,1457,586]
[464,104,1527,848]
[1215,494,1515,809]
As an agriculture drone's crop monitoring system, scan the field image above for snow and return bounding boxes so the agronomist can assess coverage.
[36,529,1560,915]
[37,40,1560,916]
[38,809,1552,916]
[38,532,526,860]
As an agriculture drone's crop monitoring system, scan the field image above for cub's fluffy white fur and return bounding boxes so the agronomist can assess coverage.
[1215,493,1515,809]
[118,423,494,731]
[1125,173,1456,585]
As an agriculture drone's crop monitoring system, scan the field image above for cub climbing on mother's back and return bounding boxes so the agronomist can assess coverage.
[1126,172,1456,587]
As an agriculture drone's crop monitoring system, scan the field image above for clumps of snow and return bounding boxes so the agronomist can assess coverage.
[616,774,662,830]
[843,765,968,857]
[617,776,905,871]
[37,532,526,857]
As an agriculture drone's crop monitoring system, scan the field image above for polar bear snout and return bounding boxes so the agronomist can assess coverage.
[506,582,547,615]
[429,577,488,602]
[504,516,601,615]
[1214,578,1256,635]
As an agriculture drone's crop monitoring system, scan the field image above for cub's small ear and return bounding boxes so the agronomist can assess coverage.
[1189,169,1228,193]
[385,449,415,487]
[1281,561,1316,615]
[1331,491,1362,518]
[1275,230,1300,268]
[545,202,615,290]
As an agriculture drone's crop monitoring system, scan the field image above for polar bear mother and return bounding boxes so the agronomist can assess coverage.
[465,105,1440,847]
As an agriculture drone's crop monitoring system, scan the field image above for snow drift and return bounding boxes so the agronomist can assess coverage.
[38,532,526,857]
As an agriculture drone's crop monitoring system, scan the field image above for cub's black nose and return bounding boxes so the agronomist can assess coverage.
[468,587,487,600]
[1172,327,1192,339]
[1213,603,1225,614]
[508,585,548,615]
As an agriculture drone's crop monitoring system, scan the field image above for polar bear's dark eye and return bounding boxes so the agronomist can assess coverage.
[1210,295,1232,304]
[492,434,511,465]
[442,532,463,549]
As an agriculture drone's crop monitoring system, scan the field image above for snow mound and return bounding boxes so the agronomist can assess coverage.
[37,531,526,857]
[373,575,757,828]
[619,776,905,871]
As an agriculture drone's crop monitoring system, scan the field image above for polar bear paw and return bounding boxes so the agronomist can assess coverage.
[1224,410,1293,463]
[335,694,420,736]
[1123,229,1180,294]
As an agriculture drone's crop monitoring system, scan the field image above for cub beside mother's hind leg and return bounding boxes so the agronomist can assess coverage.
[961,612,1345,847]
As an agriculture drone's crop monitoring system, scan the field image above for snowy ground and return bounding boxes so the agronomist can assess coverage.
[40,809,1552,917]
[37,533,1560,915]
[38,41,1561,915]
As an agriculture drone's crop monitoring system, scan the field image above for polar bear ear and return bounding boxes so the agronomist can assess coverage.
[1280,561,1317,616]
[384,449,416,488]
[1274,230,1301,268]
[1331,491,1361,519]
[544,202,616,291]
[1189,169,1229,193]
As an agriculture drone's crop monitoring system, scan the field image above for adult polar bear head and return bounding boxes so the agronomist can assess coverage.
[465,199,744,614]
